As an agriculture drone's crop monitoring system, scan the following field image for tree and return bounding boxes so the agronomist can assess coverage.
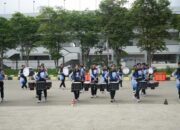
[0,17,16,69]
[99,0,133,66]
[38,7,69,68]
[67,10,100,66]
[172,14,180,40]
[10,12,39,66]
[131,0,172,65]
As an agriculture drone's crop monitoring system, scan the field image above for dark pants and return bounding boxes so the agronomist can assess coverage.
[135,86,141,99]
[91,85,97,96]
[21,76,27,88]
[178,89,180,99]
[60,80,66,88]
[0,81,4,99]
[37,89,47,101]
[141,88,146,95]
[110,90,116,99]
[119,80,123,87]
[22,82,27,88]
[74,91,80,100]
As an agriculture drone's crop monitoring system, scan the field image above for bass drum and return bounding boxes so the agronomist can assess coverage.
[122,67,130,75]
[63,67,69,76]
[23,67,34,77]
[148,67,154,74]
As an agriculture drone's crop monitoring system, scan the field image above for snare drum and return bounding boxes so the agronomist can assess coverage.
[96,83,107,91]
[108,82,119,91]
[71,82,82,92]
[148,81,159,89]
[28,82,35,90]
[138,81,148,89]
[36,81,47,91]
[84,81,90,91]
[46,82,52,89]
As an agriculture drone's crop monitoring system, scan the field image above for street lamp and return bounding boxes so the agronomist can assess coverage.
[48,0,50,7]
[33,0,35,13]
[79,0,81,10]
[3,2,6,14]
[64,0,66,10]
[18,0,20,12]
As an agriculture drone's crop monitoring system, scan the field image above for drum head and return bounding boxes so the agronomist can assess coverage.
[148,68,154,74]
[63,67,69,76]
[23,67,30,77]
[123,67,130,75]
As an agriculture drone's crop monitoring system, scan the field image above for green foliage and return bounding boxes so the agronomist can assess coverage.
[131,0,172,65]
[10,12,40,66]
[0,17,16,68]
[38,7,70,67]
[99,0,134,66]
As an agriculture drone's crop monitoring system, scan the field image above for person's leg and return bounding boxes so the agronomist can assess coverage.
[119,80,122,87]
[37,90,42,101]
[74,91,80,100]
[142,88,146,95]
[44,89,47,100]
[91,85,95,97]
[0,82,4,100]
[112,90,116,99]
[177,80,180,99]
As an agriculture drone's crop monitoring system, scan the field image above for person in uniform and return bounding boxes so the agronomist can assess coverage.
[36,65,47,103]
[90,64,99,98]
[109,64,119,102]
[19,65,27,89]
[140,63,148,95]
[59,64,66,88]
[118,64,123,87]
[100,65,109,92]
[172,62,180,99]
[131,63,142,102]
[70,64,82,102]
[0,68,5,102]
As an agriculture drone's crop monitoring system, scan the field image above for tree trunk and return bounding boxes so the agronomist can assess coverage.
[115,49,121,66]
[0,51,3,69]
[147,50,152,66]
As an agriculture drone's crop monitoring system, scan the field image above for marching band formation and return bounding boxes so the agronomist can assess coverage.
[0,62,180,104]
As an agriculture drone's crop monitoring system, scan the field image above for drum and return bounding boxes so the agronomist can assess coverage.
[84,81,90,91]
[28,82,35,90]
[71,82,82,92]
[148,81,159,89]
[108,82,119,91]
[36,81,47,91]
[96,83,107,91]
[138,81,148,89]
[46,82,52,89]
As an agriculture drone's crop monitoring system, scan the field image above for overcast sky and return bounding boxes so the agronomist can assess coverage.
[0,0,179,14]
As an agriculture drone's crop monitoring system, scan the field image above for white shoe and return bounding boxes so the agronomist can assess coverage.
[137,99,141,103]
[44,98,47,102]
[37,100,41,103]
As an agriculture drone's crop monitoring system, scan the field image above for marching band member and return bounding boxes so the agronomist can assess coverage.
[59,64,66,88]
[140,63,148,95]
[19,65,27,89]
[172,62,180,99]
[36,65,47,103]
[132,64,142,102]
[118,64,123,87]
[100,65,109,92]
[90,64,99,98]
[0,68,5,102]
[70,64,82,102]
[130,65,137,94]
[80,64,85,90]
[109,64,119,102]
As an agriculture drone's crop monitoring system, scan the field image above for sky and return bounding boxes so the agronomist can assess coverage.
[0,0,179,14]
